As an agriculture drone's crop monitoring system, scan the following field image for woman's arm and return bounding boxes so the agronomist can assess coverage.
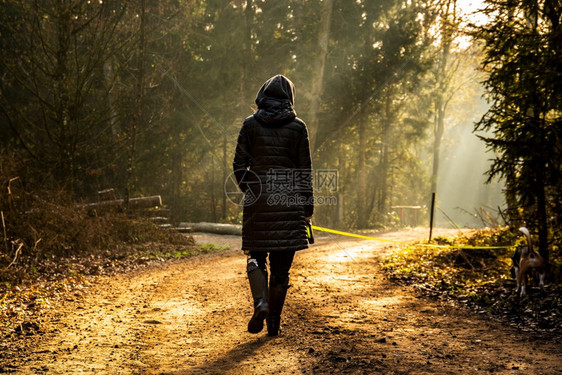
[297,125,314,218]
[233,122,251,192]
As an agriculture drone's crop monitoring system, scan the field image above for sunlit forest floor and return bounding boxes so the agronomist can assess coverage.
[382,229,562,335]
[1,229,561,374]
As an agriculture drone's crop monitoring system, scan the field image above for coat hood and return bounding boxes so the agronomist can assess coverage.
[254,74,296,125]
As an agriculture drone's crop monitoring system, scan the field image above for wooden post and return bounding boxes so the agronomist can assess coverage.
[429,192,436,242]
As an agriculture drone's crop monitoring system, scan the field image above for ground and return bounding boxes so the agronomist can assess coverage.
[3,228,562,374]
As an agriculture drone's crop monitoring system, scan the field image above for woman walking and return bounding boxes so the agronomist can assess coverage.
[233,74,313,336]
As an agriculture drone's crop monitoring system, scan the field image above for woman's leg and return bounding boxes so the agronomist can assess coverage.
[246,251,269,333]
[249,251,267,270]
[266,250,296,336]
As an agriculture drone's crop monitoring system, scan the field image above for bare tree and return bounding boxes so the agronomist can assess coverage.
[0,0,127,192]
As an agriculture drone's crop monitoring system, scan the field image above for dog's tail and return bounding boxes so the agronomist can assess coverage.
[519,227,533,251]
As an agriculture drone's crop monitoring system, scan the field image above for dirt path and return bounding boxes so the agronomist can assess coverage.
[14,229,562,374]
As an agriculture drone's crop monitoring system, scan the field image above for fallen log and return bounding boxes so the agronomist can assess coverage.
[98,188,117,202]
[79,195,162,212]
[141,208,171,218]
[150,216,170,223]
[173,226,194,233]
[178,222,241,236]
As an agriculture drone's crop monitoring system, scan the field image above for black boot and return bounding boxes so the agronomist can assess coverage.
[247,258,269,334]
[266,277,289,337]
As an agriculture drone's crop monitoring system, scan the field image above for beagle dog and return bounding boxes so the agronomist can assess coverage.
[510,227,546,297]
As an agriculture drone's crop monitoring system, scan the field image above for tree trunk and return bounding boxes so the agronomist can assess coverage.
[430,0,455,198]
[103,60,120,140]
[222,134,227,221]
[430,103,445,195]
[308,0,333,153]
[240,0,253,115]
[536,174,549,264]
[210,156,217,222]
[337,140,345,225]
[504,171,522,227]
[377,90,392,216]
[124,0,146,210]
[357,106,368,229]
[54,3,73,189]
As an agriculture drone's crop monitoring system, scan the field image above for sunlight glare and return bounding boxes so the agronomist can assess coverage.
[459,0,490,27]
[455,0,490,50]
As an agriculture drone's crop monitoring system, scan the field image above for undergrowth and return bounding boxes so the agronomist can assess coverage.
[382,227,562,336]
[0,153,218,285]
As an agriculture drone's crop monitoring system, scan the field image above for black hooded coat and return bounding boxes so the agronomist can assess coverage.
[233,75,313,252]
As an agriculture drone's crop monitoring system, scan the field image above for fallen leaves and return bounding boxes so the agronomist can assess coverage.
[381,228,562,339]
[0,238,227,342]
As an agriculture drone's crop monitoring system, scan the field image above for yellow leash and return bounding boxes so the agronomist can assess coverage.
[311,225,402,243]
[311,225,514,250]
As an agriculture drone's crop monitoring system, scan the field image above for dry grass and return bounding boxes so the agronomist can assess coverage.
[0,152,198,285]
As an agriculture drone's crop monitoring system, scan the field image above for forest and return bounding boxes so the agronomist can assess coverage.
[1,1,561,373]
[0,0,561,272]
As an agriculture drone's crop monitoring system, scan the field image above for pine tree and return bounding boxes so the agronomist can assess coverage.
[474,0,562,261]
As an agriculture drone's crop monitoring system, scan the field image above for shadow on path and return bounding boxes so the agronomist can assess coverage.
[168,336,272,374]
